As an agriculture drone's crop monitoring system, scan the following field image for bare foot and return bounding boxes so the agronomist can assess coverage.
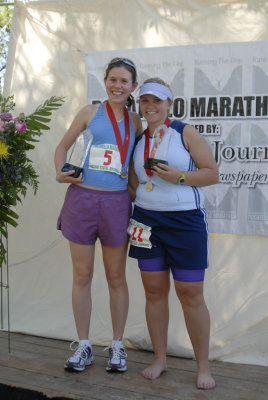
[197,372,216,390]
[142,360,167,380]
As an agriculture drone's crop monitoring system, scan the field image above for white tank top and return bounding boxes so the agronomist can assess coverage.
[133,122,205,211]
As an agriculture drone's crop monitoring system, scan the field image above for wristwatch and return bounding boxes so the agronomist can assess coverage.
[176,172,186,185]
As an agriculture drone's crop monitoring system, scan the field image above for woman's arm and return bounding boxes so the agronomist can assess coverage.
[127,113,142,199]
[54,104,98,184]
[130,111,143,138]
[127,158,139,201]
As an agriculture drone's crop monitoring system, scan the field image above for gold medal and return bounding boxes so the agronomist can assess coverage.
[145,180,153,192]
[120,169,127,179]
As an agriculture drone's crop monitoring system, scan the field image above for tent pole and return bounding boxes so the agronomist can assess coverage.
[0,224,10,352]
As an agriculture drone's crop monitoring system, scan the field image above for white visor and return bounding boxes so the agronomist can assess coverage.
[139,82,173,100]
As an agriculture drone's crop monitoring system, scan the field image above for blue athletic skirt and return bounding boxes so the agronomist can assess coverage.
[128,205,209,270]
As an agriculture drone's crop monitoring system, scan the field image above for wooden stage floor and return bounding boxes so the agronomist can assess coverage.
[0,331,267,400]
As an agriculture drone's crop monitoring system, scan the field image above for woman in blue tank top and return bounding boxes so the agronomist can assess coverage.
[55,58,142,373]
[128,78,218,389]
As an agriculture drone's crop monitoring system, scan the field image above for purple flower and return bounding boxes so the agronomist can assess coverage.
[0,112,13,122]
[0,122,5,132]
[15,120,27,133]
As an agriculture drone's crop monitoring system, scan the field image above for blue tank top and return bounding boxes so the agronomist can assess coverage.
[133,120,205,211]
[81,103,135,190]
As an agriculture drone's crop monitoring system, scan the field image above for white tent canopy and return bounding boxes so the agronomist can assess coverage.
[2,0,268,366]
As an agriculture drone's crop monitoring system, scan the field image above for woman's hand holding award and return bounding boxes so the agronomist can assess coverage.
[144,124,172,191]
[61,128,93,178]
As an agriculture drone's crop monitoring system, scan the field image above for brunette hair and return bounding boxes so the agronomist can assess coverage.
[105,57,137,82]
[104,58,137,108]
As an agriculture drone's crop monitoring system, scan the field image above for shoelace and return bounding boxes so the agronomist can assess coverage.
[104,344,127,359]
[70,340,89,360]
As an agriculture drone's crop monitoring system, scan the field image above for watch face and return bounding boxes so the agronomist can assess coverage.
[179,175,185,183]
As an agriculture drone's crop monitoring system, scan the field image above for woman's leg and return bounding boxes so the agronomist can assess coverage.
[102,243,129,341]
[69,241,95,339]
[141,270,170,380]
[174,280,215,389]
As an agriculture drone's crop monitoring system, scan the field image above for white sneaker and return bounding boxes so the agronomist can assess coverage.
[64,341,93,371]
[105,343,127,372]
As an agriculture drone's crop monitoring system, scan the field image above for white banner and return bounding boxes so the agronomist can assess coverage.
[86,41,268,235]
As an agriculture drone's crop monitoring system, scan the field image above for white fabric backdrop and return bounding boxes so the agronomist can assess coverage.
[2,0,268,366]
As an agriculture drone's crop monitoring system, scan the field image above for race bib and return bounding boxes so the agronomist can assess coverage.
[127,218,152,249]
[88,144,122,175]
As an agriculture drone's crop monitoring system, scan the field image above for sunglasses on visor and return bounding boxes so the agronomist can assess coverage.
[109,58,136,71]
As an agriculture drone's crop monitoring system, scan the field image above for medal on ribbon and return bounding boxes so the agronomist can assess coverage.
[106,101,130,179]
[144,118,171,191]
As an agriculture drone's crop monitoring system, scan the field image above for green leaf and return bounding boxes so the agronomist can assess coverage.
[0,212,18,228]
[3,207,19,220]
[29,115,51,123]
[25,138,39,144]
[32,111,53,116]
[0,226,8,239]
[27,119,50,130]
[0,205,19,219]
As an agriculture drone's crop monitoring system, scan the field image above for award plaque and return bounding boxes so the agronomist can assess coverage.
[144,157,168,170]
[144,124,172,171]
[61,128,93,178]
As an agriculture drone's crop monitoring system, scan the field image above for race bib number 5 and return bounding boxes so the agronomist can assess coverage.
[88,144,122,175]
[127,218,152,249]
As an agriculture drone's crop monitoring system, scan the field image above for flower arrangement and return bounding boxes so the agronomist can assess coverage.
[0,95,64,266]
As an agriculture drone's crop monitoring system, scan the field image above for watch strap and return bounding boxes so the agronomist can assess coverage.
[176,172,186,184]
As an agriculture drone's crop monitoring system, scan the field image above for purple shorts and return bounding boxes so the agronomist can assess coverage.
[138,257,205,282]
[57,184,131,247]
